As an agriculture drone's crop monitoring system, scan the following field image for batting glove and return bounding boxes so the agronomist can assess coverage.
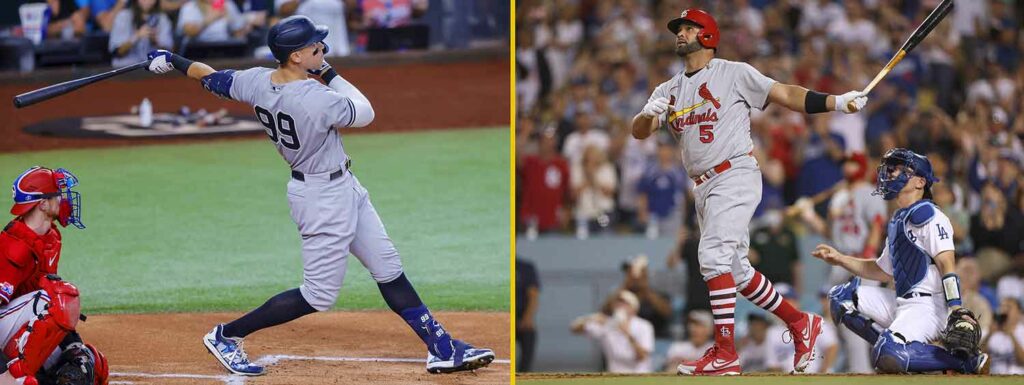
[835,91,868,114]
[308,60,332,76]
[641,97,672,119]
[147,50,174,74]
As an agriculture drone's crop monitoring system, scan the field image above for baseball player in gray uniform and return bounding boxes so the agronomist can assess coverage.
[631,9,868,375]
[144,15,493,376]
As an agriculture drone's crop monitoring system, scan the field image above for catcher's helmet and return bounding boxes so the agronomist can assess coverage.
[873,148,939,201]
[667,8,720,49]
[10,166,84,228]
[267,15,329,63]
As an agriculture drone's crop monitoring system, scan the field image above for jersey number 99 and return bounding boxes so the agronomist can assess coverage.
[255,106,301,150]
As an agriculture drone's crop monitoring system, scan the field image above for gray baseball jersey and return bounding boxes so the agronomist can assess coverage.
[647,58,775,177]
[829,184,888,255]
[227,67,356,174]
[203,67,401,311]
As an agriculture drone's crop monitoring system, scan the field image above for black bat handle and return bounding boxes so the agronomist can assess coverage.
[13,60,151,108]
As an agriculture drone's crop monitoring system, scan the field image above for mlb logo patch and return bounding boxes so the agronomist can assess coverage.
[0,282,13,298]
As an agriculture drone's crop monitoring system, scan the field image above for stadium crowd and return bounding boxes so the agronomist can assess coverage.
[516,0,1024,374]
[0,0,508,70]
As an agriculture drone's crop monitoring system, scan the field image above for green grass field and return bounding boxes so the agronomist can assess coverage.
[516,374,1023,384]
[0,127,509,314]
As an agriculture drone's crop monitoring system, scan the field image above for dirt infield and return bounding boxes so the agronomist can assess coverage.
[0,58,508,153]
[79,311,509,384]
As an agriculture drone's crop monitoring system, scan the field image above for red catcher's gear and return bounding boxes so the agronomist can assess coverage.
[86,343,110,385]
[0,220,61,304]
[667,8,720,49]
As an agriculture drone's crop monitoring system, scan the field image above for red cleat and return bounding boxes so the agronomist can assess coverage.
[676,345,741,376]
[788,312,824,372]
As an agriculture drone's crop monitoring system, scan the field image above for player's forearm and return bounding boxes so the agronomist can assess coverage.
[322,68,375,127]
[631,114,657,139]
[837,254,890,282]
[768,83,837,113]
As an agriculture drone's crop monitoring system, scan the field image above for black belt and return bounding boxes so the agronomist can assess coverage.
[900,291,932,299]
[291,159,351,182]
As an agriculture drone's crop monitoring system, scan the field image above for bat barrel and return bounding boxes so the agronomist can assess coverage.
[13,60,150,108]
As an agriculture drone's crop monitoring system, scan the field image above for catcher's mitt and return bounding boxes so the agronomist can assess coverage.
[942,307,981,357]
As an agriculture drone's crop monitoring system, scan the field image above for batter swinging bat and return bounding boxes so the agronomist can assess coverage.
[847,0,953,112]
[13,60,150,108]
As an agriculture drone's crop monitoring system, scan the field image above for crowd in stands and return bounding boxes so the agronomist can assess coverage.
[0,0,508,71]
[516,0,1024,374]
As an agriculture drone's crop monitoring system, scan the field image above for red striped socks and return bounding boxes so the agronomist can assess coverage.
[739,271,802,325]
[706,274,737,353]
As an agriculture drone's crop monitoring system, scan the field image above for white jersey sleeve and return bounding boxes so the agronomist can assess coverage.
[319,91,357,129]
[911,208,956,258]
[733,62,775,111]
[875,245,893,275]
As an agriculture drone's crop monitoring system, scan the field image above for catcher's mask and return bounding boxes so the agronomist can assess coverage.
[11,166,84,229]
[873,148,938,201]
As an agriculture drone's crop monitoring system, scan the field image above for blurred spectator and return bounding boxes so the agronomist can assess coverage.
[275,0,351,56]
[108,0,173,67]
[570,145,616,237]
[354,0,428,51]
[664,310,713,371]
[177,0,248,43]
[571,290,654,373]
[738,313,770,372]
[516,257,540,373]
[982,298,1024,374]
[77,0,129,32]
[518,124,570,235]
[602,255,672,339]
[748,209,800,290]
[636,141,687,238]
[45,0,89,39]
[561,112,610,167]
[794,117,846,201]
[971,183,1023,259]
[957,257,994,334]
[764,284,838,373]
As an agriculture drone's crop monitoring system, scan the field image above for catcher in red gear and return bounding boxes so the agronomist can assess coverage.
[0,166,108,385]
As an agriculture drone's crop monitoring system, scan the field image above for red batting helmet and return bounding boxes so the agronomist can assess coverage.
[667,8,720,49]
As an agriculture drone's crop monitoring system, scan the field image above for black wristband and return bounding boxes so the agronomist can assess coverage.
[805,90,829,114]
[321,67,339,84]
[169,54,194,75]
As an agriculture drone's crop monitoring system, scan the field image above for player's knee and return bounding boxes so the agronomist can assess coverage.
[372,268,404,284]
[299,284,338,312]
[872,331,910,374]
[828,277,859,323]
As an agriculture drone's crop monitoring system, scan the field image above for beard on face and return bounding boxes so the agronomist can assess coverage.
[675,40,703,57]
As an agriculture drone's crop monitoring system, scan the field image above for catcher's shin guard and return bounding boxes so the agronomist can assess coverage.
[872,330,975,374]
[85,344,109,385]
[4,282,80,379]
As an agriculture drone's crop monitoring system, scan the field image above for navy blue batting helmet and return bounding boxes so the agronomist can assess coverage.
[267,15,329,63]
[873,148,939,200]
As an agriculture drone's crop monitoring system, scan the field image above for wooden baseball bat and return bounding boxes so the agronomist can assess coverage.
[13,60,151,108]
[847,0,954,111]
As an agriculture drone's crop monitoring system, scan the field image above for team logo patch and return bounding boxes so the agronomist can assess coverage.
[680,10,688,18]
[0,282,13,298]
[720,327,730,337]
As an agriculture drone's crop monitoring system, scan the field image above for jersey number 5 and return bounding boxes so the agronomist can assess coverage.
[699,125,714,143]
[255,106,301,150]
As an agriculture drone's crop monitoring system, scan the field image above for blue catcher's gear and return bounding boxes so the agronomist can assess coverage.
[267,16,330,64]
[873,148,939,200]
[10,167,83,229]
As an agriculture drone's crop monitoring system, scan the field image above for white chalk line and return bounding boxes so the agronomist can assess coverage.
[111,354,509,384]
